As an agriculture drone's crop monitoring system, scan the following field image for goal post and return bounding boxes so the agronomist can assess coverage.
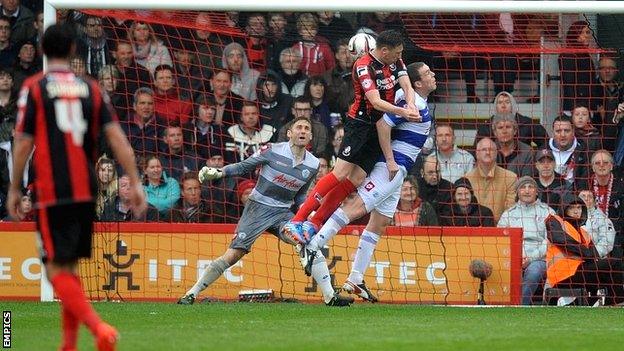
[33,0,624,305]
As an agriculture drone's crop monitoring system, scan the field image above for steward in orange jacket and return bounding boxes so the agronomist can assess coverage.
[545,196,624,305]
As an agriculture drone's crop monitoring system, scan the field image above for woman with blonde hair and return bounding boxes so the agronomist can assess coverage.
[95,156,118,219]
[127,22,172,75]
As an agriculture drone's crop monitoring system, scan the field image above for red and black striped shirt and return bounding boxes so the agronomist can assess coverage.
[347,53,407,124]
[15,66,117,208]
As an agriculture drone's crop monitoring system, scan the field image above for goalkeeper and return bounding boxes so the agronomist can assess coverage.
[177,117,354,307]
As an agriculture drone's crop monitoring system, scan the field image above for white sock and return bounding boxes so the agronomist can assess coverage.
[310,250,335,303]
[308,207,350,251]
[348,230,380,284]
[187,257,231,296]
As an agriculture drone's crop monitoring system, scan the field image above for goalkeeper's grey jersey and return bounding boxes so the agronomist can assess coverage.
[222,142,319,208]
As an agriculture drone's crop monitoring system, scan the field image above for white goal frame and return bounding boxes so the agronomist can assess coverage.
[38,0,624,302]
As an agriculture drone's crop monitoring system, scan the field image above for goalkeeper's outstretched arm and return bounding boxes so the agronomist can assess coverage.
[198,144,272,183]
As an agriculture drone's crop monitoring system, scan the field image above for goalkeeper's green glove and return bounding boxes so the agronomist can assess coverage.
[198,167,223,183]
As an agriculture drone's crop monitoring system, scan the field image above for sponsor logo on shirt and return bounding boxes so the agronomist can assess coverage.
[342,146,351,157]
[364,181,375,191]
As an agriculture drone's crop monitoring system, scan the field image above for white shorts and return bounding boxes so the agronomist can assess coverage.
[357,162,407,218]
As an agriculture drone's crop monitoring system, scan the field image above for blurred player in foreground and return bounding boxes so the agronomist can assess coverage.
[8,23,146,351]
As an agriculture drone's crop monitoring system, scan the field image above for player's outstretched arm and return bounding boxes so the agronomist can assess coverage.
[376,118,398,181]
[105,124,146,217]
[198,167,223,183]
[398,75,417,111]
[365,89,420,121]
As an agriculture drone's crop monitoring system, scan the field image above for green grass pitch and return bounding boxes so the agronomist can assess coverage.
[3,301,623,350]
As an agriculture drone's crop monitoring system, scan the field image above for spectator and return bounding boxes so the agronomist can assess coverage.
[256,70,293,130]
[544,196,624,305]
[0,125,32,196]
[29,9,42,54]
[235,178,256,216]
[2,187,32,221]
[236,13,268,70]
[304,75,333,130]
[393,175,438,226]
[548,115,590,189]
[438,177,495,227]
[192,12,224,72]
[165,172,212,223]
[316,12,354,50]
[358,12,426,64]
[76,15,112,77]
[578,189,616,259]
[143,155,180,214]
[558,20,595,114]
[592,56,623,153]
[0,68,16,143]
[589,149,624,257]
[431,124,474,183]
[534,148,572,210]
[152,64,192,124]
[277,96,328,155]
[425,13,485,103]
[491,112,534,177]
[201,148,238,223]
[69,55,87,77]
[571,101,601,152]
[221,42,260,101]
[0,16,17,68]
[97,65,127,119]
[476,91,548,149]
[0,0,35,46]
[465,137,517,221]
[11,40,40,90]
[111,41,152,106]
[292,13,335,77]
[209,69,243,127]
[121,87,166,157]
[226,100,275,162]
[127,21,172,75]
[95,156,118,219]
[416,154,454,214]
[171,39,207,103]
[278,47,307,97]
[159,123,199,181]
[498,176,555,304]
[182,94,233,164]
[322,38,355,118]
[486,13,520,96]
[266,12,295,72]
[99,174,159,221]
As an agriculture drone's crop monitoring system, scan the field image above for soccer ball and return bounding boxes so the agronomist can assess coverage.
[348,33,376,57]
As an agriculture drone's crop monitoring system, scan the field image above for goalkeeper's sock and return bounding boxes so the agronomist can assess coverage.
[310,250,335,303]
[308,208,350,251]
[60,303,79,351]
[51,272,102,335]
[348,230,380,285]
[188,258,230,296]
[292,173,340,222]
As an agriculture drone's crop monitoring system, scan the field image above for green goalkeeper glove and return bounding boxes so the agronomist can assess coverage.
[198,167,223,183]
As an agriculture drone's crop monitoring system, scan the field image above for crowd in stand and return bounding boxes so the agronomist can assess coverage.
[0,2,623,304]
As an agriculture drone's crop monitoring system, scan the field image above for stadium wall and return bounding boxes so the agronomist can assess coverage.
[0,223,522,305]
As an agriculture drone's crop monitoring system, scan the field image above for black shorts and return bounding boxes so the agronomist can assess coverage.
[337,117,382,174]
[37,202,96,263]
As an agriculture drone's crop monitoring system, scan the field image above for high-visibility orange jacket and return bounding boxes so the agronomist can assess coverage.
[545,214,593,287]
